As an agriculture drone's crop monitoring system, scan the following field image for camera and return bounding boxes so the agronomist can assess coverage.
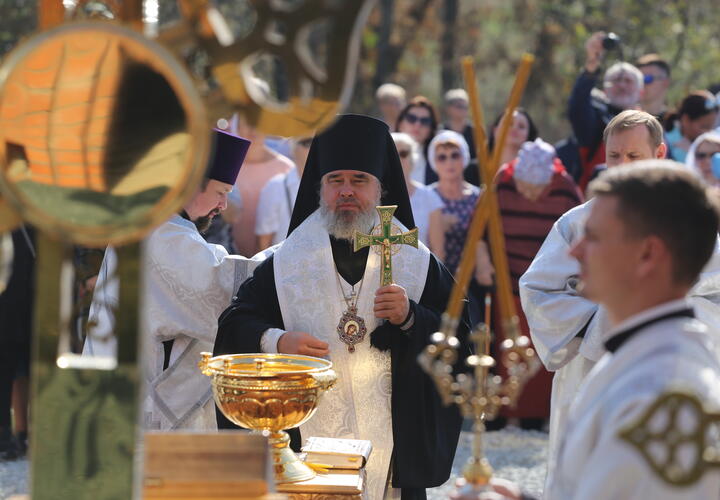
[602,32,621,51]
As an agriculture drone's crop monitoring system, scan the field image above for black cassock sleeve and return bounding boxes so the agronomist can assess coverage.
[379,254,472,490]
[213,253,472,490]
[214,255,283,355]
[213,255,300,438]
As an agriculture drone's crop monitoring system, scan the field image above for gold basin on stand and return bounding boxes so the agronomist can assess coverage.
[200,353,337,484]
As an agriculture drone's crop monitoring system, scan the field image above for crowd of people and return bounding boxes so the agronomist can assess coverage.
[2,27,720,500]
[196,30,720,434]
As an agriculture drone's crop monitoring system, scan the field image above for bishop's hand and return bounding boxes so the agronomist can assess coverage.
[374,284,410,325]
[278,331,330,357]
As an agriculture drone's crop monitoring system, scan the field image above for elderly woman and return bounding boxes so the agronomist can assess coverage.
[391,133,444,250]
[428,131,493,293]
[493,138,584,430]
[686,130,720,188]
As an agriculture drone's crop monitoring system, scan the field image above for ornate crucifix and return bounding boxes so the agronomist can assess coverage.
[353,205,418,286]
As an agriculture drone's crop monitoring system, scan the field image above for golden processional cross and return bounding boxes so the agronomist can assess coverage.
[353,205,418,286]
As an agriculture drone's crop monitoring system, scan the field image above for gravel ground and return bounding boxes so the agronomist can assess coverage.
[0,457,26,499]
[428,428,547,499]
[0,428,547,499]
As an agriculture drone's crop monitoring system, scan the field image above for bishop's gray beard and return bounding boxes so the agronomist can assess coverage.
[319,195,381,241]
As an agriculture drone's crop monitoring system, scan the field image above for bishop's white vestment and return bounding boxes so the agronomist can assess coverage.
[273,211,429,499]
[545,299,720,499]
[214,206,468,500]
[519,199,720,483]
[84,214,270,430]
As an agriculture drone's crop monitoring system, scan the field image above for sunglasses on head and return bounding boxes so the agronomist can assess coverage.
[404,112,432,127]
[397,149,411,159]
[436,151,462,162]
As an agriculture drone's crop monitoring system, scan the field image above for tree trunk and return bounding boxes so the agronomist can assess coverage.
[440,0,459,94]
[373,0,396,90]
[372,0,435,91]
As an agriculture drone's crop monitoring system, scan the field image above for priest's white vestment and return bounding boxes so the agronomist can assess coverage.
[545,299,720,499]
[519,200,720,482]
[84,214,270,430]
[272,210,430,500]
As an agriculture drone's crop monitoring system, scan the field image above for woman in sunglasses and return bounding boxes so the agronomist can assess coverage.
[428,130,494,326]
[391,132,444,251]
[427,131,493,323]
[686,131,720,189]
[664,90,719,163]
[396,96,439,184]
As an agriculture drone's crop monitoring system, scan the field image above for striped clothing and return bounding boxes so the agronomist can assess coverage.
[496,160,583,295]
[494,159,583,420]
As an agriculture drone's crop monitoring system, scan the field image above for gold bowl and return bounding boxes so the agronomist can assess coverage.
[200,353,336,483]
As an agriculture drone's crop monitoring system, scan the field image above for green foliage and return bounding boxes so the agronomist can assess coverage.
[0,0,36,57]
[350,0,720,142]
[1,0,718,143]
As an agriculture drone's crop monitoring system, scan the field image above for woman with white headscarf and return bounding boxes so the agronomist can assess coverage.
[685,130,720,188]
[391,133,443,250]
[427,130,495,300]
[493,138,584,430]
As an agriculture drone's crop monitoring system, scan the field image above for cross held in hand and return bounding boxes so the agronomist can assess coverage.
[353,205,418,286]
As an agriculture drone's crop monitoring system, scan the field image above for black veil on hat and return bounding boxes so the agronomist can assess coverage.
[287,114,414,236]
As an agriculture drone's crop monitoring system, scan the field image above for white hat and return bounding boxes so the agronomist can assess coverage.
[428,130,471,172]
[514,138,556,185]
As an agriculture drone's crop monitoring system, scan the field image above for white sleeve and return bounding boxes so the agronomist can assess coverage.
[519,207,598,370]
[143,227,266,345]
[689,235,720,305]
[255,180,281,236]
[83,247,119,358]
[260,328,286,353]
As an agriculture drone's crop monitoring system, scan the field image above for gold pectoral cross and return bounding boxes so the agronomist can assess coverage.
[353,205,418,287]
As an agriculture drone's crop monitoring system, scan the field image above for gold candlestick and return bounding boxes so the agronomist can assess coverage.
[419,54,540,497]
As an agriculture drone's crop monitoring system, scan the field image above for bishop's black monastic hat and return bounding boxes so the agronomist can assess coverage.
[287,114,415,236]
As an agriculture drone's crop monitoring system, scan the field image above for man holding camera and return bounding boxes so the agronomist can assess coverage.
[568,31,644,189]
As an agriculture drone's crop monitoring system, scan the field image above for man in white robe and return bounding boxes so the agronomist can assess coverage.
[483,161,720,499]
[84,129,270,430]
[519,111,720,480]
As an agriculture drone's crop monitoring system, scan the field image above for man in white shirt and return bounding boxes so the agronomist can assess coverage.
[255,137,312,250]
[482,161,720,499]
[519,111,720,480]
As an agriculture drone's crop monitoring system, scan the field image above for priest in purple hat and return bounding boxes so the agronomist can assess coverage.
[84,129,273,430]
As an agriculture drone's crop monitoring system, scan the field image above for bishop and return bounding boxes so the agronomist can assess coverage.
[214,114,471,500]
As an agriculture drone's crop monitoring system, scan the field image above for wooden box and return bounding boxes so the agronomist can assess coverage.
[142,431,281,499]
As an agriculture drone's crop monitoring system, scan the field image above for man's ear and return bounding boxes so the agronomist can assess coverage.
[655,142,668,159]
[636,235,669,280]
